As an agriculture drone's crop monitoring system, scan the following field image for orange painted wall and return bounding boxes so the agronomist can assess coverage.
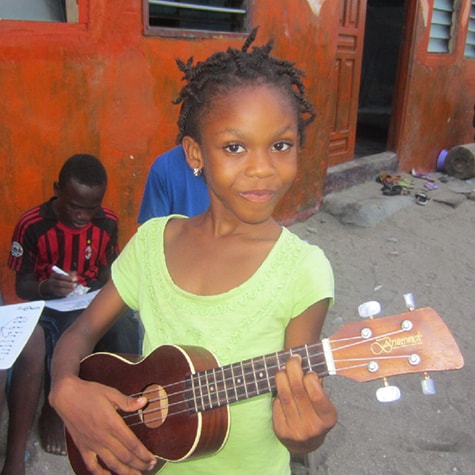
[395,0,475,172]
[0,0,339,303]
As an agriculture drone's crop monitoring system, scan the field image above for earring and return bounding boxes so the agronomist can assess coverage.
[193,168,203,177]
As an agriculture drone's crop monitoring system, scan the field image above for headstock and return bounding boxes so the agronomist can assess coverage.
[326,306,464,386]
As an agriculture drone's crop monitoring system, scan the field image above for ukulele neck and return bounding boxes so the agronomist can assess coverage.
[188,343,327,412]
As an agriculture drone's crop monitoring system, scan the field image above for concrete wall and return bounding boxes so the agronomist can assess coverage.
[0,0,339,303]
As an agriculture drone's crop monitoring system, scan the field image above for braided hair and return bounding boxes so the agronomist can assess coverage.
[173,27,315,146]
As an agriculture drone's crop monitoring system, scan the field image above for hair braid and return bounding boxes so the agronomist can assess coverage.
[173,27,316,146]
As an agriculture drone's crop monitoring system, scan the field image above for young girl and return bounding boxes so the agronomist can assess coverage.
[50,29,337,475]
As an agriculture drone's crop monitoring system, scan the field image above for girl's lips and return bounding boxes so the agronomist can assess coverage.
[240,190,276,203]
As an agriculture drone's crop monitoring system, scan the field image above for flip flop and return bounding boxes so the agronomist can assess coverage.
[415,190,430,205]
[381,185,409,196]
[398,177,416,189]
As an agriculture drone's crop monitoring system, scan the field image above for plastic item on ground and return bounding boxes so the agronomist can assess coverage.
[437,149,448,171]
[424,181,439,191]
[411,169,435,182]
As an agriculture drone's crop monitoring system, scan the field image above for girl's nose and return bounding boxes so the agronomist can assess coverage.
[246,150,275,177]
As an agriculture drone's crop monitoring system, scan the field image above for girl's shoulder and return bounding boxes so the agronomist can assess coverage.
[138,215,187,233]
[279,227,327,258]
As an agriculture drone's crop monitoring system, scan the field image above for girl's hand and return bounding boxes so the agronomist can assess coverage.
[272,355,337,454]
[50,377,157,475]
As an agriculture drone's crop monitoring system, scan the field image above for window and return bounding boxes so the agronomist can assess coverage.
[428,0,455,53]
[465,1,475,58]
[146,0,250,36]
[0,0,78,23]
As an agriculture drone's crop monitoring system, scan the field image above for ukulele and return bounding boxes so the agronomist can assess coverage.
[66,307,464,474]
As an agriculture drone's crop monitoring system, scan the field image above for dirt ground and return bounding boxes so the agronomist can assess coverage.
[2,174,474,474]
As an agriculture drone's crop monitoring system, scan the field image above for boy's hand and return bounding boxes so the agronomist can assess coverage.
[272,355,337,454]
[50,377,157,475]
[48,270,79,297]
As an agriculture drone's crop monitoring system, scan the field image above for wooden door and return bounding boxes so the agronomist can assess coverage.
[328,0,367,166]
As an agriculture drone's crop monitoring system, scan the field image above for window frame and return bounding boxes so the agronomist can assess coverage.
[427,0,458,54]
[143,0,253,38]
[463,0,475,58]
[0,0,81,24]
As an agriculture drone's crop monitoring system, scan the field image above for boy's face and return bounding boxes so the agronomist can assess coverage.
[53,178,106,230]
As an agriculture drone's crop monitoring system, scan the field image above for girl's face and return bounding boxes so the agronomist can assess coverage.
[188,84,299,225]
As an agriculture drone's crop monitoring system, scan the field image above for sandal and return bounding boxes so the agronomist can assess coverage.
[398,177,415,189]
[381,184,408,196]
[415,190,430,205]
[376,173,401,187]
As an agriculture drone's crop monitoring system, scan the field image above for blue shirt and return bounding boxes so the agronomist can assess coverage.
[138,146,209,223]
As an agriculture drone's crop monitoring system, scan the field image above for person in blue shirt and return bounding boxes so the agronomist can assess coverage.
[137,145,209,223]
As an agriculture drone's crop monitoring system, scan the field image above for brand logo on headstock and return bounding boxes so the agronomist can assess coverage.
[371,331,423,355]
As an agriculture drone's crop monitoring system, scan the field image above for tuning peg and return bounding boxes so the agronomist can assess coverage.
[421,372,436,395]
[403,294,437,395]
[359,302,400,402]
[403,293,416,311]
[358,301,381,319]
[376,378,401,403]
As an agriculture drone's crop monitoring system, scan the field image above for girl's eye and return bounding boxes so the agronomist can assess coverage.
[273,142,293,152]
[224,143,245,154]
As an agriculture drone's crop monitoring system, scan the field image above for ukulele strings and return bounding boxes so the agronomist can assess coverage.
[123,326,414,428]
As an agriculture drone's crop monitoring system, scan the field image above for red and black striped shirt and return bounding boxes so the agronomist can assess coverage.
[8,198,119,287]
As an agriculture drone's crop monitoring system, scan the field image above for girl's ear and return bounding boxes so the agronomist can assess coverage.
[182,136,204,172]
[53,181,60,196]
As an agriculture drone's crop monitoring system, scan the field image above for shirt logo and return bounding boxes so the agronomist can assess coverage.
[11,241,23,258]
[85,245,93,260]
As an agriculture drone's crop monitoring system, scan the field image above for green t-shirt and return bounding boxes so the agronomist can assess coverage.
[112,216,334,475]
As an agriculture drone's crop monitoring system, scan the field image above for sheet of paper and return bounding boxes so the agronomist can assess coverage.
[0,301,45,370]
[44,289,100,312]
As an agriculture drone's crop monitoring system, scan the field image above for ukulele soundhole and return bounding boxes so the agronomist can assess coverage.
[140,384,169,429]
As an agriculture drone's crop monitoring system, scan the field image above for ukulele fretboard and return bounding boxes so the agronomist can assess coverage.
[188,343,327,412]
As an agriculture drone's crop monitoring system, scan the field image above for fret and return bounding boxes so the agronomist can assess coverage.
[250,358,259,395]
[204,370,212,410]
[262,355,272,392]
[308,342,327,378]
[251,357,270,395]
[197,371,207,411]
[220,366,229,405]
[229,363,240,402]
[240,361,249,399]
[304,344,312,373]
[190,373,199,412]
[223,365,238,404]
[209,368,219,408]
[191,372,205,412]
[276,349,289,373]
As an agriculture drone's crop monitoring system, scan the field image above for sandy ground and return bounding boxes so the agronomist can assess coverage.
[1,174,474,474]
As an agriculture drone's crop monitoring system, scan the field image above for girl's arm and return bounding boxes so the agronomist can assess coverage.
[273,298,337,455]
[49,280,157,475]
